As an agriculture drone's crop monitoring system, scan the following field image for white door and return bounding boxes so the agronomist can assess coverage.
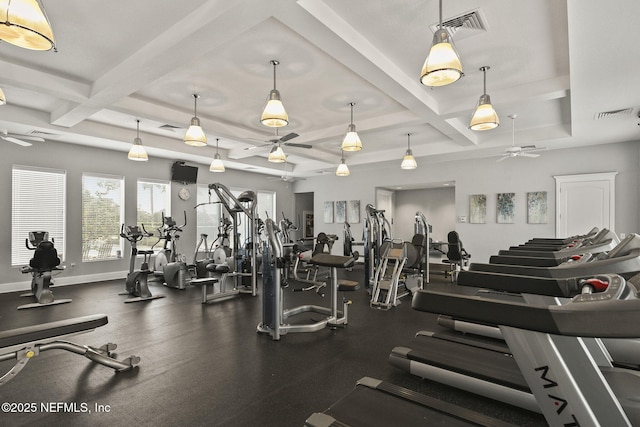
[376,188,394,238]
[555,172,617,237]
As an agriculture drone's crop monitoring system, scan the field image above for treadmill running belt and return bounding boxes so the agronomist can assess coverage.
[311,379,516,427]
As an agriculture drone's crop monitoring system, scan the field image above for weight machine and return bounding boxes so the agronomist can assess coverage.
[363,204,392,289]
[191,183,258,303]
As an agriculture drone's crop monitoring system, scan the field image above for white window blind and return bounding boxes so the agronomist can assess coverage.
[82,174,124,261]
[12,165,66,266]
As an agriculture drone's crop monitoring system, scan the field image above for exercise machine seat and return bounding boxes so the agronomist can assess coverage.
[309,253,355,269]
[29,240,61,271]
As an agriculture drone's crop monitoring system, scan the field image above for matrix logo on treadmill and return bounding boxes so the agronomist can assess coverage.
[534,366,581,426]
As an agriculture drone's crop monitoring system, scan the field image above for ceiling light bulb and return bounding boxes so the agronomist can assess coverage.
[420,0,462,87]
[0,87,5,105]
[184,94,207,146]
[341,102,362,152]
[268,145,286,163]
[0,0,56,51]
[401,150,417,170]
[470,66,499,131]
[210,138,225,172]
[209,153,225,172]
[401,134,417,169]
[128,120,148,162]
[261,60,289,127]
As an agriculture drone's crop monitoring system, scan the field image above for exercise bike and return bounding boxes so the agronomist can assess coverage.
[18,231,71,310]
[153,212,190,289]
[120,224,165,303]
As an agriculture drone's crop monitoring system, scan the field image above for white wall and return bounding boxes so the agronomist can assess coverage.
[1,140,295,292]
[295,140,640,263]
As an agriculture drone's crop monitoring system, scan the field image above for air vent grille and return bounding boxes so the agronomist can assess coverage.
[430,9,488,38]
[594,108,634,120]
[160,124,181,131]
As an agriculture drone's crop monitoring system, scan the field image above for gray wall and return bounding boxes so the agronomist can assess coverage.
[394,187,456,243]
[294,140,640,263]
[1,140,295,292]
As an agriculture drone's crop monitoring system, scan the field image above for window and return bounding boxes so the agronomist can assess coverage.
[196,184,222,246]
[137,179,171,250]
[12,165,66,266]
[82,174,124,261]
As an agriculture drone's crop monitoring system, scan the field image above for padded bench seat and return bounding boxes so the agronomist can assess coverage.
[0,314,108,349]
[310,253,355,268]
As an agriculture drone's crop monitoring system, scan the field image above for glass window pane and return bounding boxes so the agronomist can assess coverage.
[82,174,124,261]
[137,180,171,250]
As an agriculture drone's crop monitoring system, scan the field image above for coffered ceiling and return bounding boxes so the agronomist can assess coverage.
[1,0,638,178]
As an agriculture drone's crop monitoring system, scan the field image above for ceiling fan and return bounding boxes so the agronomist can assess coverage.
[244,131,312,151]
[496,115,546,162]
[1,130,45,147]
[268,159,307,182]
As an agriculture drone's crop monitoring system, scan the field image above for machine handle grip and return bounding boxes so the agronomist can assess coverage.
[580,277,609,293]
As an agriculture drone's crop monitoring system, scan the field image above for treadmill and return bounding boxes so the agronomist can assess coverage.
[471,232,640,279]
[390,274,640,426]
[489,229,619,266]
[304,376,517,427]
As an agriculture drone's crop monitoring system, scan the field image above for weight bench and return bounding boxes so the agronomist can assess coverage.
[0,314,140,386]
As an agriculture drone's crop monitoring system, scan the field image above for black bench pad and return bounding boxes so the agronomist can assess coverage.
[310,253,355,268]
[0,314,108,349]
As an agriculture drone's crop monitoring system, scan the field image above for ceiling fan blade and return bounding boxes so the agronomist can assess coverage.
[9,134,45,142]
[3,136,32,147]
[284,142,312,149]
[279,132,298,142]
[496,155,509,162]
[520,152,540,158]
[244,143,271,151]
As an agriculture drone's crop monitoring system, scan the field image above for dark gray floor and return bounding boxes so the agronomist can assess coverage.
[0,266,546,426]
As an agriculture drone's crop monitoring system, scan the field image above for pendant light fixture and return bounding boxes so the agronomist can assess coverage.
[268,143,286,163]
[401,133,417,170]
[0,87,5,105]
[341,102,362,152]
[420,0,462,87]
[261,60,288,128]
[209,138,225,172]
[128,119,148,162]
[469,66,500,131]
[0,0,56,51]
[184,93,207,146]
[336,150,350,176]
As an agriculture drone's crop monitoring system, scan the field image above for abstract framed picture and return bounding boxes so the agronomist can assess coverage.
[469,194,487,224]
[347,200,360,223]
[324,201,334,223]
[527,191,548,224]
[335,200,346,223]
[497,193,516,224]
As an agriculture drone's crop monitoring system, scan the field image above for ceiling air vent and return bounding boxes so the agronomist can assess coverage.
[429,8,488,40]
[594,108,634,120]
[159,124,182,131]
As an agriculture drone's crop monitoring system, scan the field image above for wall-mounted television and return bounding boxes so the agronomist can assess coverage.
[171,161,198,184]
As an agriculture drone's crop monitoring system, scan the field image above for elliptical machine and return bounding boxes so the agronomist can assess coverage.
[153,212,190,289]
[120,224,165,303]
[18,231,71,310]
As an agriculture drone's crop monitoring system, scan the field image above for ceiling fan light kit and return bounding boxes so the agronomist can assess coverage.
[0,87,5,105]
[268,144,286,163]
[0,0,56,51]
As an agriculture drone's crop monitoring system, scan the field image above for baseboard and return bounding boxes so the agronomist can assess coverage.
[0,270,128,294]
